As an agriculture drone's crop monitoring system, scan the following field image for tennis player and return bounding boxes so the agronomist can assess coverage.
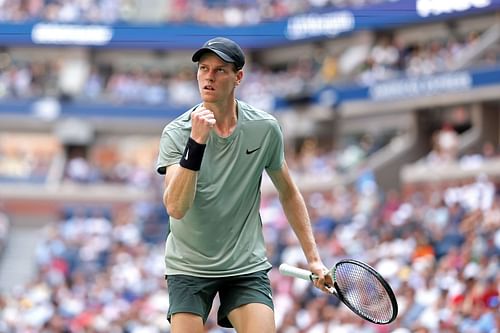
[156,36,332,333]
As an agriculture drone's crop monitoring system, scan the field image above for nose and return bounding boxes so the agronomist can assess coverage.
[206,71,215,82]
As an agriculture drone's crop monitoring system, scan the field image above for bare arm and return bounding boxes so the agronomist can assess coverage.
[163,164,197,219]
[267,162,320,264]
[267,162,333,292]
[163,105,215,220]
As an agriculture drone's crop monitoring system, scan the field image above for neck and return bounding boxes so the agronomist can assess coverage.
[203,99,238,137]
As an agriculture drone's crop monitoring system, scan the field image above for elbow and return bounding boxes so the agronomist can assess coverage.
[165,199,186,220]
[163,187,192,220]
[167,207,185,220]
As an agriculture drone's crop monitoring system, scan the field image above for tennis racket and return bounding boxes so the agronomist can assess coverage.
[279,259,398,324]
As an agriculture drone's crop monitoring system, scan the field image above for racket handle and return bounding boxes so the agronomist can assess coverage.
[279,263,313,281]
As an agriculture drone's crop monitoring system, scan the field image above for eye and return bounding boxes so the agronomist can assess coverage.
[217,68,226,73]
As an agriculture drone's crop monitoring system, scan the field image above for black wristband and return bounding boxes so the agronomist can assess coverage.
[179,137,206,171]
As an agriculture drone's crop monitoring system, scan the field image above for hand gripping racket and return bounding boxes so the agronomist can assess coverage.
[279,259,398,324]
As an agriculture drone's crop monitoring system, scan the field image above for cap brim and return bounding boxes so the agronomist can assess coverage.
[192,48,234,64]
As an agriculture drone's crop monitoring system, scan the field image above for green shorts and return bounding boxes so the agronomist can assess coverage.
[166,270,274,328]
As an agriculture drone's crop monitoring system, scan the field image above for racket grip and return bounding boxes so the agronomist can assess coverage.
[279,263,313,281]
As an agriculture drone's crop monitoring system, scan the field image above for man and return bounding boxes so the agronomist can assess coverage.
[156,36,332,333]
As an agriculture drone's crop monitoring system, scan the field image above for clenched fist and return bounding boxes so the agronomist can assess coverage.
[190,105,216,144]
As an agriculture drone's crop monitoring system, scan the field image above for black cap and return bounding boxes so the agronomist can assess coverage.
[192,37,245,70]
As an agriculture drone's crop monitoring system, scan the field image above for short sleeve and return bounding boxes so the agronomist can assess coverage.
[156,130,186,175]
[265,120,285,171]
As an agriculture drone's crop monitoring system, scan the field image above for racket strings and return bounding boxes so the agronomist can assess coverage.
[334,263,395,324]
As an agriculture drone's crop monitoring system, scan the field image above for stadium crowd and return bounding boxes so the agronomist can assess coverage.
[0,138,498,333]
[0,133,61,183]
[0,0,396,25]
[0,127,391,189]
[1,2,499,331]
[355,31,497,85]
[62,138,158,188]
[0,205,9,258]
[0,28,497,112]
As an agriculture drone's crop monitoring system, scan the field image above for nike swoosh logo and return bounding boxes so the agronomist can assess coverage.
[246,147,261,155]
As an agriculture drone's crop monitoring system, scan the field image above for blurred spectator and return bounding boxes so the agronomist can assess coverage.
[65,155,92,183]
[0,133,60,182]
[0,145,499,331]
[0,5,499,331]
[0,205,10,256]
[0,0,401,25]
[426,123,459,165]
[1,27,499,109]
[460,141,499,168]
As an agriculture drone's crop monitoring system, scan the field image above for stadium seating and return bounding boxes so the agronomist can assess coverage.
[0,1,499,332]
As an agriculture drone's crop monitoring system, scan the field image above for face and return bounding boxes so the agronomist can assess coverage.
[197,52,242,104]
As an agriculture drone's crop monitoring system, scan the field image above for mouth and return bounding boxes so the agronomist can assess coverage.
[203,85,215,91]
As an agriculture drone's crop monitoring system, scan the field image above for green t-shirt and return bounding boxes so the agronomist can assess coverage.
[156,100,284,277]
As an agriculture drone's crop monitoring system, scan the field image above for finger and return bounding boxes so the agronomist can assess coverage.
[198,109,213,116]
[314,269,333,291]
[206,118,216,127]
[203,113,216,124]
[313,274,326,288]
[202,111,215,124]
[193,110,213,120]
[325,273,333,284]
[193,110,215,125]
[192,105,211,116]
[324,285,335,294]
[191,107,204,118]
[315,281,331,294]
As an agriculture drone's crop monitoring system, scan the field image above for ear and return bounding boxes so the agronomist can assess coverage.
[235,69,243,85]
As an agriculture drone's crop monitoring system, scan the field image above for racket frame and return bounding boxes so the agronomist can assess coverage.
[279,259,398,324]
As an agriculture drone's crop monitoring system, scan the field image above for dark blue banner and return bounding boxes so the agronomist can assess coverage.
[311,65,500,106]
[0,0,499,48]
[1,65,500,120]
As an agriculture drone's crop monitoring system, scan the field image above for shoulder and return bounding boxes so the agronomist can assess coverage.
[238,100,280,127]
[161,105,198,136]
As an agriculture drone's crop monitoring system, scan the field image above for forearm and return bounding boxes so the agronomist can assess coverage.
[164,130,209,219]
[164,166,197,219]
[279,190,321,265]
